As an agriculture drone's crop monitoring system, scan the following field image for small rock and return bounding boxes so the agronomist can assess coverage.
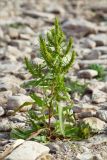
[7,94,33,111]
[93,46,107,55]
[45,4,65,15]
[5,141,50,160]
[75,110,96,119]
[7,46,30,60]
[63,18,97,38]
[0,63,23,73]
[83,117,106,132]
[89,34,107,46]
[0,106,5,116]
[84,50,101,60]
[0,90,12,104]
[9,114,26,122]
[22,10,55,21]
[0,27,4,39]
[74,104,97,119]
[79,59,107,69]
[88,80,105,91]
[80,38,96,49]
[0,118,10,131]
[81,95,91,103]
[101,83,107,92]
[8,28,19,39]
[0,75,25,94]
[92,89,107,103]
[78,69,98,79]
[0,132,10,139]
[96,110,107,122]
[10,121,25,129]
[76,152,103,160]
[19,34,31,40]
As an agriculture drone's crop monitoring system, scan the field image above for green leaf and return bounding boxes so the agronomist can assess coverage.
[30,93,45,107]
[13,102,34,114]
[63,50,76,73]
[25,57,36,77]
[64,37,73,56]
[33,135,47,142]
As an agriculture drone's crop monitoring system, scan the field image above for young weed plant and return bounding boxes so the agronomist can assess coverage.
[11,18,92,142]
[89,64,106,81]
[65,78,88,97]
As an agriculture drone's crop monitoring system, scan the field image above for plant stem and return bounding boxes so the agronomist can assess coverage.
[48,106,51,137]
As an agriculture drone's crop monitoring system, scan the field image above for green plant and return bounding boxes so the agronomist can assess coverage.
[9,23,26,28]
[89,64,106,81]
[12,18,92,141]
[65,78,87,96]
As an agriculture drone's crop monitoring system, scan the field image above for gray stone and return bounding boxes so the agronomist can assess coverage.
[83,117,106,132]
[0,118,11,131]
[80,38,96,49]
[78,69,98,79]
[84,50,101,60]
[101,82,107,92]
[19,34,31,40]
[89,34,107,46]
[96,110,107,122]
[8,28,19,39]
[79,59,107,69]
[22,10,55,21]
[76,152,103,160]
[0,27,4,39]
[0,75,26,94]
[0,106,5,116]
[7,94,33,111]
[45,4,65,15]
[5,141,50,160]
[63,18,97,38]
[7,46,30,60]
[10,121,25,129]
[92,89,107,103]
[0,90,12,105]
[0,62,23,73]
[88,80,105,91]
[9,114,26,122]
[93,46,107,55]
[0,132,10,139]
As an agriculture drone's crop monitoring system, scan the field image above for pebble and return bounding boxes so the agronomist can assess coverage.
[83,117,106,132]
[92,89,107,103]
[76,152,103,160]
[80,38,96,49]
[63,18,97,38]
[7,94,33,111]
[93,46,107,55]
[5,141,50,160]
[89,34,107,46]
[79,59,107,69]
[9,113,26,122]
[0,106,5,116]
[96,110,107,122]
[8,27,19,39]
[0,118,11,131]
[78,69,98,79]
[84,50,101,60]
